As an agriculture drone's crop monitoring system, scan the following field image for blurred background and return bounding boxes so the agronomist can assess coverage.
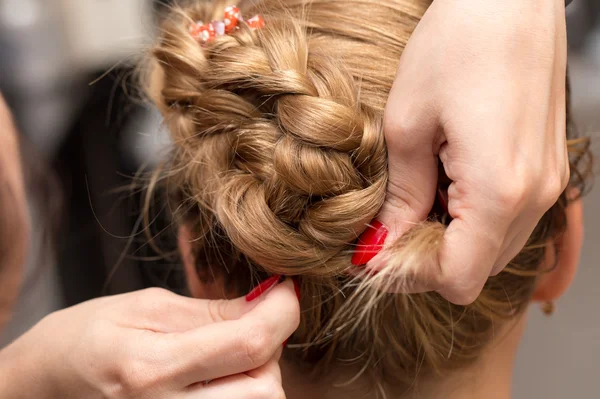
[0,1,597,398]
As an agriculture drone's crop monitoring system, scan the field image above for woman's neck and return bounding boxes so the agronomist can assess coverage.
[282,317,525,399]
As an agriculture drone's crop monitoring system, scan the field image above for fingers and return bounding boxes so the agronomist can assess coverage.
[245,347,283,381]
[128,276,299,334]
[357,85,440,272]
[374,84,440,249]
[181,350,284,399]
[116,284,262,334]
[162,279,299,387]
[376,150,439,240]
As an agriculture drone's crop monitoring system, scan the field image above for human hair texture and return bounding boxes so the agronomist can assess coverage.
[144,0,593,392]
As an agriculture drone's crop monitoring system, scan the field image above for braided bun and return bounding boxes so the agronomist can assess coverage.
[151,1,393,276]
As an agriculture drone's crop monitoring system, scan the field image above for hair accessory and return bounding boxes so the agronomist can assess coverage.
[246,15,265,30]
[223,6,242,33]
[190,5,264,44]
[190,20,216,43]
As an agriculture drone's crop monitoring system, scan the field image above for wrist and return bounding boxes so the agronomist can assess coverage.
[0,325,60,399]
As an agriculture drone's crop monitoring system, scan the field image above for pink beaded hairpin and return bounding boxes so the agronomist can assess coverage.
[190,6,265,44]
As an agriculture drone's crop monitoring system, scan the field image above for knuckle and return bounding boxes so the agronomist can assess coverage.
[111,355,165,398]
[438,273,483,306]
[249,381,285,399]
[383,110,421,151]
[107,341,171,398]
[455,289,481,306]
[113,359,149,397]
[493,179,528,209]
[207,299,228,322]
[240,321,273,368]
[539,172,565,208]
[385,179,424,221]
[445,285,481,306]
[135,288,179,315]
[139,287,173,300]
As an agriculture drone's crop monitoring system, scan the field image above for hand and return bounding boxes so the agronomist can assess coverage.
[373,0,569,304]
[0,279,299,399]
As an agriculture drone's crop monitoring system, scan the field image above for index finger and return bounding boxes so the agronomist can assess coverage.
[161,279,300,388]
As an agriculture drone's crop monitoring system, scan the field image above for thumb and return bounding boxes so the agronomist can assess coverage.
[353,96,439,268]
[161,279,300,387]
[131,276,287,333]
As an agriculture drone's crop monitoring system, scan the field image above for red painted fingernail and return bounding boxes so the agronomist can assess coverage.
[292,278,301,302]
[245,275,281,302]
[351,220,388,266]
[282,338,289,348]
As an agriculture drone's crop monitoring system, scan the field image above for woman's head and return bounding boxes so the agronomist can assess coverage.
[145,0,592,393]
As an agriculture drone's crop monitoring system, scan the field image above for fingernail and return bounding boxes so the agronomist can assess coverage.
[282,338,289,348]
[351,220,388,266]
[245,275,281,302]
[292,278,301,302]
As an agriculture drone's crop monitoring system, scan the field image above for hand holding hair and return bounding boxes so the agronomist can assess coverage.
[0,279,299,399]
[361,0,569,304]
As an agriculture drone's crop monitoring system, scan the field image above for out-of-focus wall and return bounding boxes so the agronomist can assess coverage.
[513,53,600,399]
[58,0,151,70]
[0,0,151,154]
[513,4,600,397]
[0,0,152,346]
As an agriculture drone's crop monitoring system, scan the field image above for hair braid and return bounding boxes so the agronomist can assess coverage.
[152,4,388,276]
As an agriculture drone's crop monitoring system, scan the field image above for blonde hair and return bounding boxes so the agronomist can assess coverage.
[144,0,592,392]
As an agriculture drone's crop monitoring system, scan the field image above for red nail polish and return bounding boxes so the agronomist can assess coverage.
[351,220,388,266]
[245,275,281,302]
[292,278,301,302]
[283,338,289,348]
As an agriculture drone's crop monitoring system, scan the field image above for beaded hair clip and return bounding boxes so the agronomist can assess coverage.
[190,5,265,44]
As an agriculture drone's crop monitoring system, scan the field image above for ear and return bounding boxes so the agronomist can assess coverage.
[532,198,584,303]
[177,225,225,299]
